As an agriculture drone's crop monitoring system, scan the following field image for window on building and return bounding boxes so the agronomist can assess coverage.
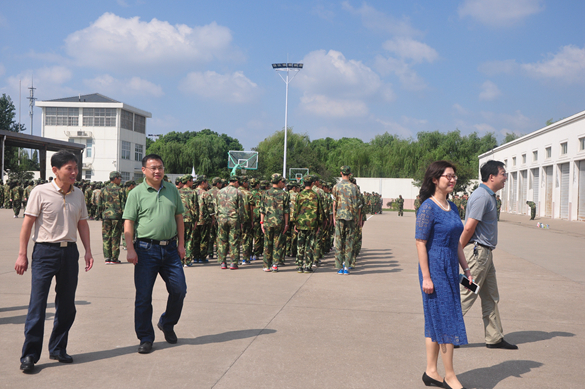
[83,108,116,127]
[84,170,92,180]
[135,143,143,162]
[580,137,585,151]
[533,151,538,161]
[561,142,568,155]
[522,154,526,164]
[135,114,146,134]
[121,141,131,160]
[512,157,516,166]
[121,110,134,131]
[121,172,130,182]
[86,138,93,158]
[45,107,79,126]
[134,172,143,181]
[546,147,551,158]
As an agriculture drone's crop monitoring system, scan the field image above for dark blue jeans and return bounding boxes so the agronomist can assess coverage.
[21,243,79,363]
[134,240,187,343]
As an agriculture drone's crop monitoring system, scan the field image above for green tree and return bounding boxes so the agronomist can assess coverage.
[501,132,521,145]
[0,93,31,173]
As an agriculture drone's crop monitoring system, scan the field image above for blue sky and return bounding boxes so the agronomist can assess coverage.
[1,0,584,150]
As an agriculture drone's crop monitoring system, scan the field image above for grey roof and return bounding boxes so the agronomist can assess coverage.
[47,93,120,103]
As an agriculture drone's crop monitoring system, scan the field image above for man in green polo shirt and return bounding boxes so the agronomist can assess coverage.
[123,154,187,355]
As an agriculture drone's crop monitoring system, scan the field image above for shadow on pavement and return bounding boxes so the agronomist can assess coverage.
[34,328,277,370]
[458,360,543,389]
[459,330,575,349]
[0,301,90,325]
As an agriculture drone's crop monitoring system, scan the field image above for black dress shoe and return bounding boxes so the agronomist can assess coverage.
[20,356,35,373]
[157,322,177,344]
[486,338,518,350]
[442,379,466,389]
[49,351,73,363]
[422,372,443,387]
[138,341,153,354]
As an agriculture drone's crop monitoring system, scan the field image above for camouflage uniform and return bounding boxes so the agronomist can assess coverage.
[260,174,290,270]
[193,179,213,263]
[312,182,327,262]
[4,183,11,208]
[23,181,34,210]
[286,182,299,258]
[207,178,222,258]
[250,179,264,259]
[179,176,199,266]
[216,178,243,266]
[238,178,254,263]
[527,201,536,220]
[414,196,421,216]
[295,177,323,271]
[92,186,102,221]
[98,173,125,263]
[352,180,365,264]
[84,185,94,219]
[11,182,24,217]
[496,197,502,221]
[396,196,404,216]
[332,167,361,271]
[0,182,4,208]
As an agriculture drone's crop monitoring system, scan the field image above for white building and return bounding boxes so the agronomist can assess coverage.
[36,93,151,182]
[478,109,585,221]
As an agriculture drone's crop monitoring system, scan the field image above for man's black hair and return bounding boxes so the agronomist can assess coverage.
[480,160,505,182]
[141,153,164,168]
[51,150,78,169]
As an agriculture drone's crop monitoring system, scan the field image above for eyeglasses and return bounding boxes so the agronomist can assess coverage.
[145,166,164,172]
[441,174,458,181]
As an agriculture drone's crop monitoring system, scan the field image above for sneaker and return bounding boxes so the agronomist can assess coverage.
[296,267,303,273]
[105,259,112,264]
[277,261,285,267]
[193,258,200,264]
[13,215,18,218]
[343,267,350,275]
[200,259,209,264]
[220,262,227,269]
[263,267,271,272]
[183,264,188,268]
[241,259,248,265]
[304,267,314,273]
[249,256,254,262]
[110,259,121,264]
[252,255,258,261]
[230,263,239,270]
[337,269,344,275]
[122,246,127,250]
[271,264,278,272]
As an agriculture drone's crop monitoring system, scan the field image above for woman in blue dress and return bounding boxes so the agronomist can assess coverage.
[415,161,473,389]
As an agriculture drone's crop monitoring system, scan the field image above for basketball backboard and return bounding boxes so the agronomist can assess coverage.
[228,151,259,171]
[289,168,309,180]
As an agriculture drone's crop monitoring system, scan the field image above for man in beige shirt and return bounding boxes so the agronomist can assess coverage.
[15,150,94,374]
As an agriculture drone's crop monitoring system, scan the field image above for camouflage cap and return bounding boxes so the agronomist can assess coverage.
[175,177,181,184]
[249,178,258,186]
[302,175,314,185]
[199,175,207,182]
[270,173,284,184]
[229,175,239,182]
[340,166,351,175]
[181,174,193,184]
[212,177,222,185]
[240,176,249,183]
[221,178,228,186]
[260,180,269,187]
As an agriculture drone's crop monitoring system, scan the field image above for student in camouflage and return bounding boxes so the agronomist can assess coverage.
[84,183,94,219]
[294,176,323,273]
[396,195,404,216]
[11,180,24,218]
[238,176,254,265]
[496,195,502,221]
[215,176,243,269]
[260,173,289,272]
[99,172,126,264]
[249,178,263,260]
[350,176,365,266]
[4,181,12,208]
[526,200,536,220]
[179,175,199,266]
[332,166,361,274]
[23,180,34,209]
[91,184,102,221]
[207,177,223,259]
[311,179,328,264]
[193,177,213,263]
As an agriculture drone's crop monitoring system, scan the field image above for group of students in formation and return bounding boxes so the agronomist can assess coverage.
[61,165,377,274]
[0,178,41,217]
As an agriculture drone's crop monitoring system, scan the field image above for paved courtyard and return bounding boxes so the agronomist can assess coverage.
[0,208,583,389]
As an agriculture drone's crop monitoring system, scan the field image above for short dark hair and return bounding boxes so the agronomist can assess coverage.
[51,150,78,169]
[480,160,505,182]
[419,160,457,204]
[142,154,164,168]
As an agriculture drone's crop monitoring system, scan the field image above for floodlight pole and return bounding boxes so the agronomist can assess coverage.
[272,63,303,178]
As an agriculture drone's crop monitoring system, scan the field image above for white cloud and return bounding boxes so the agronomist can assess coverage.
[453,103,469,115]
[375,118,413,138]
[117,0,129,7]
[299,94,368,118]
[64,13,239,72]
[374,56,426,91]
[312,5,335,21]
[83,74,164,97]
[479,80,501,101]
[382,38,438,63]
[342,1,423,37]
[522,45,585,83]
[6,66,74,101]
[179,71,259,103]
[458,0,544,27]
[473,123,497,133]
[401,116,428,126]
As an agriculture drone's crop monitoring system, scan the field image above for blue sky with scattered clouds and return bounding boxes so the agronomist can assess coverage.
[1,0,584,149]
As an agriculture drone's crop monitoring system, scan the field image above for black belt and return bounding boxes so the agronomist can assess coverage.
[471,241,493,251]
[136,236,177,246]
[36,242,76,248]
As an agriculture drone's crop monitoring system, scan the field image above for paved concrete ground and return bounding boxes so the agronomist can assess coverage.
[0,209,583,389]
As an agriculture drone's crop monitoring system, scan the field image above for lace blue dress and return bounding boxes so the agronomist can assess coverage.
[415,198,468,345]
